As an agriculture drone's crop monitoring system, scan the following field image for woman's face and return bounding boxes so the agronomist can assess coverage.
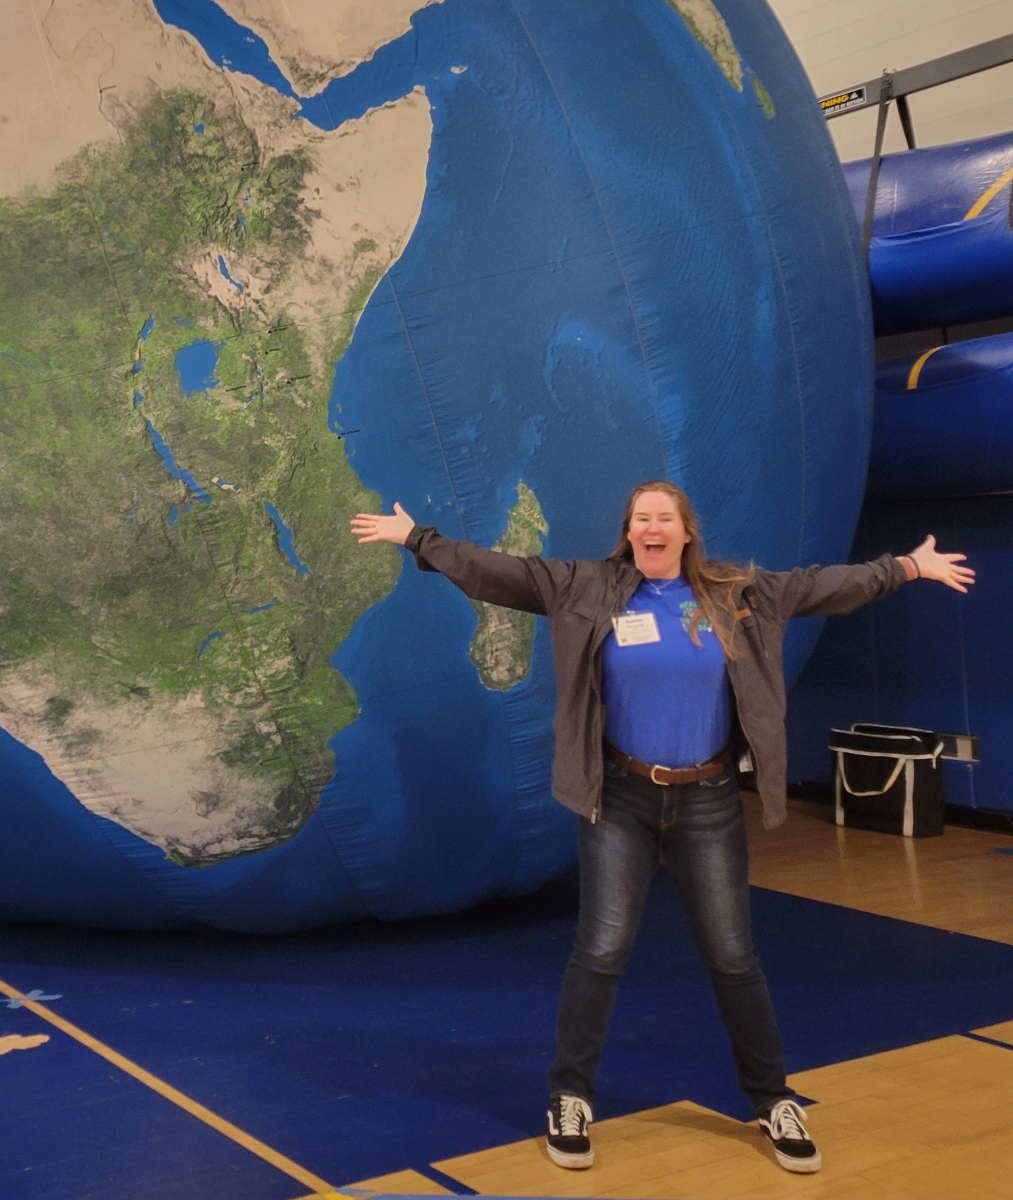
[627,491,691,579]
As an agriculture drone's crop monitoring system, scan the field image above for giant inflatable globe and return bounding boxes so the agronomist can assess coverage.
[0,0,871,930]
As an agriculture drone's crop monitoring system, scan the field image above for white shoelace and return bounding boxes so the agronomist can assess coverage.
[765,1099,810,1142]
[558,1095,592,1136]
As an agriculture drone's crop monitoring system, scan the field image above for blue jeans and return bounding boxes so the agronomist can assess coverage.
[547,760,792,1115]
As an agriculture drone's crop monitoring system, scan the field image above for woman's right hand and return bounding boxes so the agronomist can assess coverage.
[350,502,416,546]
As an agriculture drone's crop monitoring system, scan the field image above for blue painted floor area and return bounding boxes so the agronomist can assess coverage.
[3,870,1013,1198]
[0,1010,297,1200]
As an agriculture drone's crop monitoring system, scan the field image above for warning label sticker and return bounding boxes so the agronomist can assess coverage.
[820,87,867,115]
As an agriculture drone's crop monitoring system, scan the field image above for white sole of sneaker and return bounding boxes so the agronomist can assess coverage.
[546,1141,594,1169]
[773,1146,822,1174]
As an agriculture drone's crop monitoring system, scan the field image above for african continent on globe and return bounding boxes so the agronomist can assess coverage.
[2,0,434,865]
[0,0,872,931]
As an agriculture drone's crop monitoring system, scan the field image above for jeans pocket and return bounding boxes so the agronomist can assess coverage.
[700,769,734,789]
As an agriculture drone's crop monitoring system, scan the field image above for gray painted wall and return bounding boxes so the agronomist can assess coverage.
[767,0,1013,161]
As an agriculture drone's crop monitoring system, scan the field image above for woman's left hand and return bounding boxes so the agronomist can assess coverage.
[905,535,976,593]
[350,502,416,546]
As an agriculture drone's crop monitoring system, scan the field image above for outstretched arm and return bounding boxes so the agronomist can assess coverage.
[350,504,575,615]
[755,537,975,622]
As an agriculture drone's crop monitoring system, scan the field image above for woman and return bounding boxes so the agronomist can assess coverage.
[351,482,973,1175]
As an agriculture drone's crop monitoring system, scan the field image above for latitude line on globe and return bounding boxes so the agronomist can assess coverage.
[0,220,773,399]
[301,214,753,316]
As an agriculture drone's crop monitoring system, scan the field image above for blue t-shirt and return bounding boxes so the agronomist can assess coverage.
[602,576,731,768]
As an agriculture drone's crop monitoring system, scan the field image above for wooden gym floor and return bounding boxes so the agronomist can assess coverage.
[3,795,1013,1199]
[348,796,1013,1200]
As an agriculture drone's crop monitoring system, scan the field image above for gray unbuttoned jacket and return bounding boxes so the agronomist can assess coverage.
[405,525,908,829]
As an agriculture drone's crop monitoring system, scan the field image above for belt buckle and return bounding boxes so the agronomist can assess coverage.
[650,763,668,785]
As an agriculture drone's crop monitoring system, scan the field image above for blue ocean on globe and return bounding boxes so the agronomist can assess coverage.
[0,0,871,930]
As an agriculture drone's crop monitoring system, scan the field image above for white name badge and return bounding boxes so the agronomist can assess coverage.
[611,611,661,647]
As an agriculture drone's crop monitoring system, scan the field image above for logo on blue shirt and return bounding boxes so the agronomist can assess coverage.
[680,599,713,634]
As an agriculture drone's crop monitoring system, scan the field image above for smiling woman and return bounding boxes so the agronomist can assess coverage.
[351,479,974,1177]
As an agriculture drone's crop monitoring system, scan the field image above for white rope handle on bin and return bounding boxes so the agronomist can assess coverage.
[836,750,908,797]
[835,742,942,797]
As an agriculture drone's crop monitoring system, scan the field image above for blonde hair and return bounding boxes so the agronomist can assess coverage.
[613,481,754,658]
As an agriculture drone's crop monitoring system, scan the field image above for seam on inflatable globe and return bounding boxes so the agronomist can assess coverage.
[507,1,669,467]
[85,807,210,930]
[387,273,470,539]
[712,82,809,564]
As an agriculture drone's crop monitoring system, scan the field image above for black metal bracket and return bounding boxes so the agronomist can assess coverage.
[895,95,916,150]
[818,33,1013,262]
[818,33,1013,123]
[861,75,892,257]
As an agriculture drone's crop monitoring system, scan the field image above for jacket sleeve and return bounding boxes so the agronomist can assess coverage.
[750,553,908,622]
[404,525,578,616]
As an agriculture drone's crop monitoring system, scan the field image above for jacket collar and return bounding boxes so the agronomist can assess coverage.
[613,558,643,613]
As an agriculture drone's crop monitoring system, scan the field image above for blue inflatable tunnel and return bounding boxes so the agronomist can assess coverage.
[869,332,1013,501]
[845,133,1013,334]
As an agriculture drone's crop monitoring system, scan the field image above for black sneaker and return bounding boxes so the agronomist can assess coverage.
[758,1098,822,1173]
[546,1094,594,1168]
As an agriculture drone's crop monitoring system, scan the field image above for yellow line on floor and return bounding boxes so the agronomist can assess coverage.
[0,975,338,1196]
[340,1167,454,1194]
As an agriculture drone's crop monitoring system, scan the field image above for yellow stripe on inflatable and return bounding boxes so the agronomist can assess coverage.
[907,346,943,390]
[964,166,1013,220]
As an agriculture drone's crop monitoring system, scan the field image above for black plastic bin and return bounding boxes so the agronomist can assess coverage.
[829,723,944,837]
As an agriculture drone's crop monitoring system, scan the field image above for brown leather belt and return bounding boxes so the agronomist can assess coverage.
[604,742,731,786]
